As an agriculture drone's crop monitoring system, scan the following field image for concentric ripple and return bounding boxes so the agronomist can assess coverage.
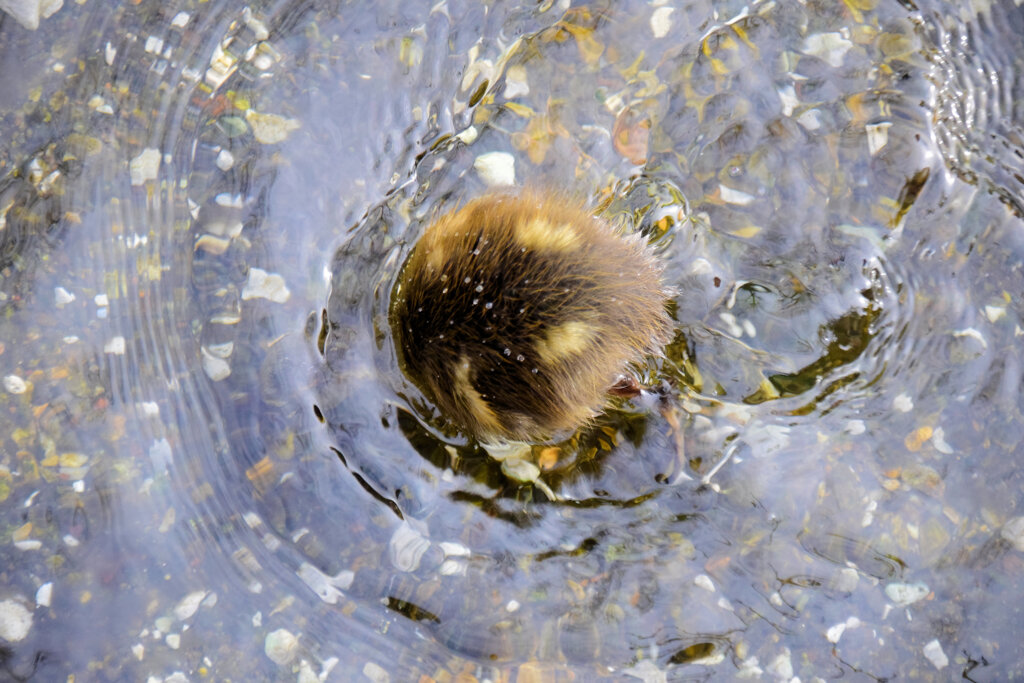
[2,0,1024,680]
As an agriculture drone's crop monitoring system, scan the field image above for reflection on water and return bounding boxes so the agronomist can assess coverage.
[1,0,1023,679]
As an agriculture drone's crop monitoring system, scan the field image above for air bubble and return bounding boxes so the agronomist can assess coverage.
[503,348,511,356]
[484,302,494,310]
[472,298,479,305]
[475,284,483,293]
[464,277,472,284]
[516,354,525,362]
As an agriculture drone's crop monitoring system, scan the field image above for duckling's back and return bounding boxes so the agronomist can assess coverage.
[391,191,671,442]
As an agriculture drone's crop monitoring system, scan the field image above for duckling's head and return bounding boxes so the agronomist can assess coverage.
[391,190,672,443]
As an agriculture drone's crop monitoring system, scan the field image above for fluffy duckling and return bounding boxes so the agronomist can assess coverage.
[390,190,672,446]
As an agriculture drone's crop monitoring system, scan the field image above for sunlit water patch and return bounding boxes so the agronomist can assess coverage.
[0,0,1023,680]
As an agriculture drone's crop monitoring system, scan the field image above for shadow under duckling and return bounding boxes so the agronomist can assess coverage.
[391,190,673,495]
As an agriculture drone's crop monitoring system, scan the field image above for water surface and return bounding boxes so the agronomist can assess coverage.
[1,0,1023,680]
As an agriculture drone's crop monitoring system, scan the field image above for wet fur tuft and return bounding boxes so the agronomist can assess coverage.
[391,190,672,442]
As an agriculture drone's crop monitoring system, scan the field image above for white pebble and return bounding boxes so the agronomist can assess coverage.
[3,375,27,395]
[389,522,430,573]
[242,268,291,303]
[473,151,515,187]
[0,599,33,642]
[131,643,144,660]
[363,662,390,683]
[922,639,948,669]
[765,647,793,679]
[693,574,715,592]
[984,305,1006,323]
[104,336,126,355]
[893,393,913,412]
[455,126,478,145]
[129,148,161,186]
[245,110,301,145]
[35,582,52,607]
[1001,516,1024,552]
[885,581,928,606]
[845,420,866,435]
[438,541,471,557]
[865,121,892,155]
[931,426,953,454]
[297,660,319,683]
[174,591,207,621]
[802,32,853,67]
[201,347,231,381]
[166,633,181,649]
[264,628,298,665]
[54,286,75,306]
[651,6,674,38]
[170,11,190,27]
[215,149,234,170]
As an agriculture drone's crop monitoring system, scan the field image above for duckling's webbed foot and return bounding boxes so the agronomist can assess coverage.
[482,441,561,502]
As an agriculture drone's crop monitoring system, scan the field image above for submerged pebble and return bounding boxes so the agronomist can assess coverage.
[264,628,298,665]
[0,598,33,642]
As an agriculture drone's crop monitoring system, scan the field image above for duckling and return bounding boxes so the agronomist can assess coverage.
[390,190,673,452]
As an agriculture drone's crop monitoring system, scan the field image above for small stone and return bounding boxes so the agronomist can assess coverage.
[3,375,27,395]
[201,348,231,381]
[922,639,948,669]
[35,582,52,607]
[865,121,892,154]
[245,110,301,144]
[0,0,63,30]
[131,643,144,660]
[1001,516,1024,552]
[130,148,161,186]
[174,591,207,620]
[693,574,715,592]
[984,305,1006,323]
[215,149,234,170]
[363,662,390,683]
[54,286,75,306]
[834,567,859,593]
[389,522,430,572]
[166,633,181,649]
[893,393,913,412]
[104,337,127,355]
[264,628,298,665]
[242,268,291,303]
[885,581,929,606]
[297,660,319,683]
[473,151,515,187]
[765,648,793,679]
[651,6,674,38]
[0,599,33,642]
[802,32,853,67]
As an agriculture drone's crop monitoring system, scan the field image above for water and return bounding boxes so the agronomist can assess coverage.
[0,0,1022,679]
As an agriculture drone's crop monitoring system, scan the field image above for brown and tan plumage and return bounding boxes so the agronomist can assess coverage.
[390,190,672,443]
